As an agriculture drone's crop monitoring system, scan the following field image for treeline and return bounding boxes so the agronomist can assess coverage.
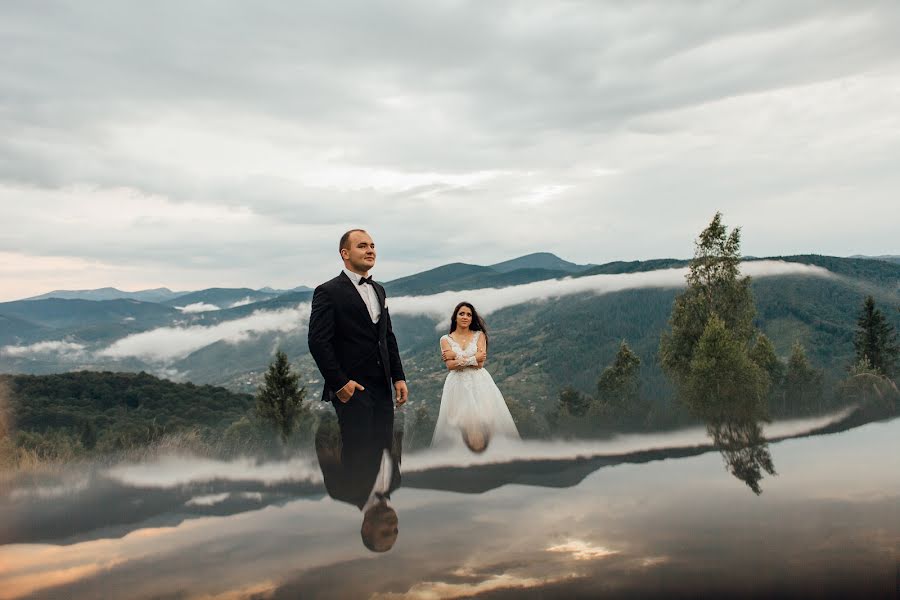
[541,214,899,439]
[0,358,318,468]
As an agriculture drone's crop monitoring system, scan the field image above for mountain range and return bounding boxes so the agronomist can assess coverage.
[1,253,897,416]
[849,254,900,265]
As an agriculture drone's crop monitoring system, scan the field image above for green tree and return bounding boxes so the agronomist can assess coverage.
[505,398,548,439]
[660,212,757,388]
[255,350,308,444]
[220,415,273,457]
[558,385,590,417]
[853,296,899,378]
[748,333,784,388]
[546,386,592,435]
[836,356,900,410]
[748,333,786,414]
[594,341,643,425]
[783,342,823,414]
[683,316,769,421]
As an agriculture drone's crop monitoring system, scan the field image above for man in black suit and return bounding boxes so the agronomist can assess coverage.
[308,229,408,456]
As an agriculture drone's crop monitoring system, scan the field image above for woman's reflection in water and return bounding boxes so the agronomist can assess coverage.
[461,421,491,453]
[315,418,402,552]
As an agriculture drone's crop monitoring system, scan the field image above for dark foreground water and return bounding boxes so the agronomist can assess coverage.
[1,411,898,599]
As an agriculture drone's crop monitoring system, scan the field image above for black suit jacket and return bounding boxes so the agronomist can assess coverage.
[308,272,405,402]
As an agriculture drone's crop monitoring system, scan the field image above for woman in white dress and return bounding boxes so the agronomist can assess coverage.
[431,302,520,451]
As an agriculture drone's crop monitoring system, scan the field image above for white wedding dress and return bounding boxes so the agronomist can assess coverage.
[431,331,520,449]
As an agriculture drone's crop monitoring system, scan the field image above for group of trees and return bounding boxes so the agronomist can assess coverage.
[547,341,649,436]
[219,349,315,458]
[0,350,315,468]
[836,297,900,408]
[547,212,899,445]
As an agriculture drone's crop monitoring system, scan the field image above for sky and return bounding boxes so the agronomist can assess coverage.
[1,1,898,302]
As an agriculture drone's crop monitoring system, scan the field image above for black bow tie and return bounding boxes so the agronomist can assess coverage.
[358,276,374,286]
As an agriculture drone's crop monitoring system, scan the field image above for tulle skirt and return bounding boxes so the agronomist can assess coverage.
[431,368,520,450]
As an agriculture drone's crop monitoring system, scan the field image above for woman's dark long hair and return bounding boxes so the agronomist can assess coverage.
[449,301,488,348]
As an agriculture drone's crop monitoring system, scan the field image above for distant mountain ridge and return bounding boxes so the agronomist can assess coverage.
[22,285,315,305]
[489,252,594,273]
[164,288,279,309]
[259,285,313,294]
[849,254,900,265]
[24,287,185,303]
[14,253,585,304]
[19,252,896,306]
[384,253,596,296]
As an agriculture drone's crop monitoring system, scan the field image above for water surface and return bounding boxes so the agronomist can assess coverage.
[1,412,898,598]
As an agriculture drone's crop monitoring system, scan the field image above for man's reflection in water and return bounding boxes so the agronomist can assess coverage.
[706,417,775,495]
[315,417,401,552]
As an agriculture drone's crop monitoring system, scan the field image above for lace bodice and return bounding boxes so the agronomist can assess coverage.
[443,331,480,358]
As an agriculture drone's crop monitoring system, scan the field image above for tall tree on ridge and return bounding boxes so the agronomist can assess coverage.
[660,212,765,413]
[595,341,642,422]
[853,296,899,378]
[783,342,824,415]
[256,349,308,444]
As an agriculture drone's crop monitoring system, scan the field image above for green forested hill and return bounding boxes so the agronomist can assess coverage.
[384,263,497,296]
[0,314,46,345]
[490,252,593,273]
[578,258,688,276]
[0,298,180,330]
[396,267,575,294]
[3,371,255,453]
[774,255,900,287]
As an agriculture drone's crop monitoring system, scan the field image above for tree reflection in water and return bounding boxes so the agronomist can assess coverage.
[705,416,775,495]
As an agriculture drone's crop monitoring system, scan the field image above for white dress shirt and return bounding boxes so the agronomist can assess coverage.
[343,268,381,324]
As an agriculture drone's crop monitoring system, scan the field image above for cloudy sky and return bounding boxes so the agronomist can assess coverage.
[1,1,898,301]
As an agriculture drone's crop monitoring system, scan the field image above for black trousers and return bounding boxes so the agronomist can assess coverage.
[331,373,394,469]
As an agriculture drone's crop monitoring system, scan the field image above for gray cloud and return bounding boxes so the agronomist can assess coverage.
[1,340,87,358]
[97,303,311,362]
[1,1,898,300]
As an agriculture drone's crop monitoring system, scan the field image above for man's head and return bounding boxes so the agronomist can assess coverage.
[340,229,376,276]
[361,501,398,552]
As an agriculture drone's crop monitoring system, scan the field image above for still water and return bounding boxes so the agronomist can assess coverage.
[1,411,898,599]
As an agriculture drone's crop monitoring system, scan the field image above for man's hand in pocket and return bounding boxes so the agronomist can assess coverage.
[336,380,365,403]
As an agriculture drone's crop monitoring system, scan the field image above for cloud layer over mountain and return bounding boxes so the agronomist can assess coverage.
[97,304,312,362]
[85,260,829,363]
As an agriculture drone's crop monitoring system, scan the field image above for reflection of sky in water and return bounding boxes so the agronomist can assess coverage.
[1,415,898,599]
